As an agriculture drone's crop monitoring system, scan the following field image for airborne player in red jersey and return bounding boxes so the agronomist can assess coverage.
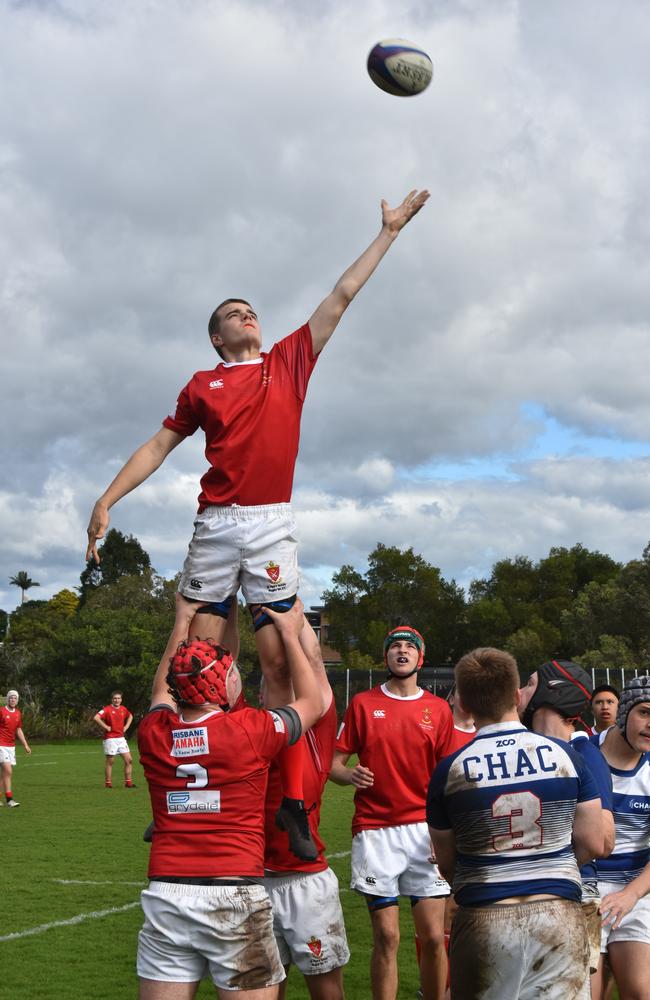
[330,627,454,1000]
[136,598,323,999]
[86,191,429,861]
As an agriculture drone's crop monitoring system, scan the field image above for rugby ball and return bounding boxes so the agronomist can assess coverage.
[367,38,433,97]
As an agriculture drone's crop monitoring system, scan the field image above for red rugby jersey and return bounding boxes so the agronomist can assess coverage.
[0,707,22,747]
[163,324,318,509]
[138,705,291,878]
[336,685,454,836]
[97,704,131,739]
[264,699,338,874]
[444,724,477,756]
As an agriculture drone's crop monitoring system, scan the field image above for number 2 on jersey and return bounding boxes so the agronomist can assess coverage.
[491,790,543,850]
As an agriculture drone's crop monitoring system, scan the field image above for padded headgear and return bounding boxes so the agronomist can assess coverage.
[166,640,242,710]
[6,690,19,703]
[525,659,592,725]
[383,626,425,672]
[616,675,650,744]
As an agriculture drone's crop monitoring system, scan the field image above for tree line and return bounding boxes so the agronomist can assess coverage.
[2,531,649,736]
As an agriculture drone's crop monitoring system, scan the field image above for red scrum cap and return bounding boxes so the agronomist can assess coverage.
[166,640,242,709]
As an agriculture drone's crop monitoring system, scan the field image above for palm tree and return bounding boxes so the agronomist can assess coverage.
[9,571,40,604]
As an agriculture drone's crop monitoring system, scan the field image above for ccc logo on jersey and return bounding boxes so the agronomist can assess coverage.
[373,710,386,718]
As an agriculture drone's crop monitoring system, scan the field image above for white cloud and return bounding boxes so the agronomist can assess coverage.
[2,0,650,613]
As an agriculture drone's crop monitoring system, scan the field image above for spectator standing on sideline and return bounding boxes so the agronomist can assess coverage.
[93,691,135,788]
[0,690,31,807]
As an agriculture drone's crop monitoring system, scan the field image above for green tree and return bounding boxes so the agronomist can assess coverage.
[79,529,152,603]
[323,543,467,664]
[9,571,40,604]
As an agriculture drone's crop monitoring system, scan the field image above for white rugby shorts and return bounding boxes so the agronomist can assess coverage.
[450,898,590,1000]
[137,881,285,988]
[0,747,16,766]
[263,867,350,976]
[103,737,129,757]
[350,823,450,899]
[178,503,299,605]
[598,880,650,950]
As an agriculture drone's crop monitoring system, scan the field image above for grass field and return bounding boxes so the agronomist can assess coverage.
[1,741,425,1000]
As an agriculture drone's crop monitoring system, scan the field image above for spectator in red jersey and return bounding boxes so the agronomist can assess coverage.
[93,691,135,788]
[330,626,454,1000]
[136,598,324,999]
[0,689,31,807]
[85,191,430,862]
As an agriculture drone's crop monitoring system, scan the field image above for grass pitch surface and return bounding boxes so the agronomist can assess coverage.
[2,741,424,999]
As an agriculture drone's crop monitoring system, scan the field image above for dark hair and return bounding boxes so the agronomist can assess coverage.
[455,647,520,721]
[208,299,254,360]
[592,684,620,701]
[111,690,123,698]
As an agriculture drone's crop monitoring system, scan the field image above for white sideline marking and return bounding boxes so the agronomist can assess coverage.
[51,878,146,887]
[0,902,140,942]
[326,851,351,860]
[25,762,58,767]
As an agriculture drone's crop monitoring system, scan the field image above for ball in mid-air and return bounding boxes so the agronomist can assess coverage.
[367,38,433,97]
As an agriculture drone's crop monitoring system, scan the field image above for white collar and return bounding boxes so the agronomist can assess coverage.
[220,357,263,368]
[380,683,424,702]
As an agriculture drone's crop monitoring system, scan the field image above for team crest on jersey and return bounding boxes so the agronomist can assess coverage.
[420,707,433,730]
[171,727,209,757]
[306,936,323,959]
[265,561,281,582]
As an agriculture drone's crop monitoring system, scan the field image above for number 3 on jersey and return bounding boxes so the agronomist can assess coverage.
[491,790,543,850]
[176,763,208,788]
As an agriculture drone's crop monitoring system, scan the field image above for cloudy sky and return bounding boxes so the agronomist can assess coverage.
[2,0,650,613]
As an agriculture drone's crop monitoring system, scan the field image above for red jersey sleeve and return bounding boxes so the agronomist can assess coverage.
[163,381,200,437]
[335,699,361,756]
[275,324,318,402]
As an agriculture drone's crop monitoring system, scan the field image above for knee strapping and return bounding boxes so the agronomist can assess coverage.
[249,594,297,631]
[193,594,236,620]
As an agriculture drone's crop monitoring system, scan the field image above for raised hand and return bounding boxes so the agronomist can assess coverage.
[381,189,430,236]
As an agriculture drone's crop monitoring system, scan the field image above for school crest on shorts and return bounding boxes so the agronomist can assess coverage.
[265,561,281,583]
[307,936,322,959]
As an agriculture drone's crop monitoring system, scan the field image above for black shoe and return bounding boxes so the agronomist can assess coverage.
[275,797,318,862]
[143,821,155,843]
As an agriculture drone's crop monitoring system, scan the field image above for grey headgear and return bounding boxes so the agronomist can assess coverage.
[616,675,650,745]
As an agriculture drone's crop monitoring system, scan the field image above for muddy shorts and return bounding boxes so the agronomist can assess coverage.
[137,881,285,989]
[263,868,350,975]
[450,898,589,1000]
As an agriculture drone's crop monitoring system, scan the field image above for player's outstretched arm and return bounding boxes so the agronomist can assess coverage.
[308,189,430,354]
[85,426,185,564]
[263,599,322,732]
[329,750,374,788]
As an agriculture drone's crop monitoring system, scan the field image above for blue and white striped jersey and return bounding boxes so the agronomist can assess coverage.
[592,732,650,886]
[427,721,599,905]
[570,731,614,885]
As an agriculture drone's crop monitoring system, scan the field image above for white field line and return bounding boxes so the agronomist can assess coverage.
[0,902,140,942]
[24,762,58,766]
[26,751,102,761]
[51,878,146,887]
[326,851,351,860]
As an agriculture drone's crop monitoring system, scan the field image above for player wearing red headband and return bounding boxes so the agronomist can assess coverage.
[330,626,454,1000]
